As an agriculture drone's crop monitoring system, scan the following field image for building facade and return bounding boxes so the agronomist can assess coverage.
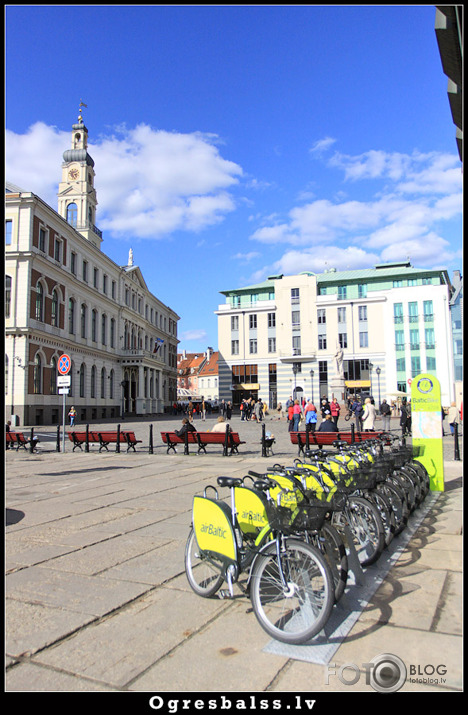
[216,263,456,409]
[5,115,179,426]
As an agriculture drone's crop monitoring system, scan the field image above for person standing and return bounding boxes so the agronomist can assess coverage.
[226,401,232,420]
[320,397,331,418]
[447,402,460,435]
[352,397,364,432]
[305,401,317,434]
[201,398,206,421]
[68,406,77,427]
[362,397,376,431]
[292,399,302,432]
[379,399,391,432]
[400,399,410,437]
[330,398,341,426]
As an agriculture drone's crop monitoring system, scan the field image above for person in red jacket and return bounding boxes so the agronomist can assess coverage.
[330,397,341,426]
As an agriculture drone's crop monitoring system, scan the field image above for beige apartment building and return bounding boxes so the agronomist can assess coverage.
[5,113,179,426]
[216,264,456,410]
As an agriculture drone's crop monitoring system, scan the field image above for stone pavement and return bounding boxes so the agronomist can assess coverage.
[5,414,463,694]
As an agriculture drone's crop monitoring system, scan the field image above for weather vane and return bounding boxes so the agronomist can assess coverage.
[78,100,88,122]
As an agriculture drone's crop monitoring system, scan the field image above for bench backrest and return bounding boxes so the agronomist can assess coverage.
[161,431,241,445]
[7,432,26,442]
[291,430,385,446]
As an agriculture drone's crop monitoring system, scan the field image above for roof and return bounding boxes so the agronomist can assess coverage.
[198,351,219,377]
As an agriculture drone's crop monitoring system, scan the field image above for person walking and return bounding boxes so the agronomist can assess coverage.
[379,399,392,432]
[362,397,377,431]
[68,406,77,427]
[351,397,364,432]
[330,398,341,426]
[447,402,460,435]
[305,401,318,434]
[292,399,302,432]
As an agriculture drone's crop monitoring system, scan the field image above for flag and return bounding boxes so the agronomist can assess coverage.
[153,338,164,354]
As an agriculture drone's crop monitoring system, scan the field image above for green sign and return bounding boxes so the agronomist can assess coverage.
[411,374,444,491]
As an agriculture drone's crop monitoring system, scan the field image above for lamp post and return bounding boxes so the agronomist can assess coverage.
[376,366,381,410]
[292,364,298,400]
[309,369,314,404]
[369,362,373,401]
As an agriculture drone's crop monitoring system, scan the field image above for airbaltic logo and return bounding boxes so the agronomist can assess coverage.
[241,509,267,524]
[200,522,227,539]
[417,377,434,394]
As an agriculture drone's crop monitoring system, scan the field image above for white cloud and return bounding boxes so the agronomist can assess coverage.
[5,122,243,240]
[309,137,336,155]
[180,329,207,342]
[232,251,261,263]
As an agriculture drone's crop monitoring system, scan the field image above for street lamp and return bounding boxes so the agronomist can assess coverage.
[309,369,314,404]
[376,366,381,410]
[292,364,298,400]
[369,362,373,400]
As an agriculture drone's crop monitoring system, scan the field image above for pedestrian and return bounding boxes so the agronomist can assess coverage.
[447,402,460,435]
[351,397,364,432]
[362,397,377,431]
[5,420,11,450]
[287,401,295,431]
[68,406,77,427]
[226,401,232,420]
[292,399,302,432]
[254,399,262,423]
[400,399,410,437]
[379,399,392,432]
[305,402,317,434]
[201,399,206,421]
[318,413,338,433]
[276,402,283,420]
[330,398,341,426]
[175,418,197,438]
[320,397,330,418]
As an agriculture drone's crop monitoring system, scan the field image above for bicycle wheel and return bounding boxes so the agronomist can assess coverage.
[319,522,348,602]
[391,471,417,513]
[377,481,409,536]
[185,528,224,598]
[368,489,396,547]
[250,538,334,645]
[333,496,385,567]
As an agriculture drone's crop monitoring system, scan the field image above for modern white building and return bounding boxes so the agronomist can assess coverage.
[216,263,456,409]
[5,113,179,426]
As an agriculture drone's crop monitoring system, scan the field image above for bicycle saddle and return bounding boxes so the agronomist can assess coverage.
[217,476,243,489]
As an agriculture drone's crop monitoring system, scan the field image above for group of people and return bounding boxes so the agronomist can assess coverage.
[285,396,344,433]
[240,398,265,422]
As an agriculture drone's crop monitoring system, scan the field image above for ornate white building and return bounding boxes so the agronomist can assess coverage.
[5,111,179,426]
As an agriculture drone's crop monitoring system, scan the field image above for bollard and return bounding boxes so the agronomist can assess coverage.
[454,422,461,461]
[116,424,121,453]
[30,428,35,453]
[149,424,154,454]
[56,425,61,452]
[305,428,310,451]
[223,425,230,457]
[85,424,90,452]
[261,423,267,457]
[351,423,355,444]
[184,429,189,455]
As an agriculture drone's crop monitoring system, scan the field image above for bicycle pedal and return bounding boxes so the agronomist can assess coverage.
[218,590,233,600]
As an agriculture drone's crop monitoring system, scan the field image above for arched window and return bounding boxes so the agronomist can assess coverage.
[79,363,86,398]
[50,357,57,395]
[68,298,75,334]
[109,369,114,399]
[101,314,107,345]
[91,365,96,398]
[51,289,59,327]
[67,203,78,227]
[81,304,87,338]
[91,309,97,342]
[35,282,44,321]
[34,353,42,394]
[101,367,106,398]
[110,318,115,348]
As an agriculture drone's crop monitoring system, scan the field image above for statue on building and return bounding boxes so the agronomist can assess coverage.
[334,342,344,378]
[128,248,134,266]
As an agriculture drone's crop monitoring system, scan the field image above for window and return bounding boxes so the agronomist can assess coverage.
[338,307,346,323]
[94,268,99,289]
[292,336,301,355]
[249,314,257,329]
[396,357,406,372]
[81,304,87,338]
[109,370,114,399]
[51,289,59,327]
[5,219,12,245]
[455,340,463,355]
[54,238,62,262]
[35,282,44,321]
[358,284,367,298]
[249,339,257,354]
[79,364,85,398]
[50,357,57,395]
[318,335,327,350]
[409,329,420,349]
[82,260,88,282]
[39,227,46,252]
[291,288,300,304]
[408,302,418,323]
[426,356,437,372]
[393,280,402,288]
[110,318,115,348]
[33,354,42,394]
[423,300,433,322]
[268,337,276,353]
[408,279,417,286]
[91,310,97,342]
[338,285,347,300]
[317,309,326,324]
[68,298,75,334]
[103,275,108,294]
[231,315,239,331]
[5,276,11,318]
[338,332,347,348]
[358,305,367,322]
[231,340,239,355]
[112,281,116,299]
[101,368,106,399]
[393,303,403,324]
[71,252,76,275]
[425,328,435,349]
[101,314,107,345]
[422,278,432,285]
[359,331,368,348]
[411,356,421,377]
[395,330,405,351]
[67,203,78,227]
[292,310,300,328]
[268,312,276,328]
[251,293,259,303]
[91,366,96,399]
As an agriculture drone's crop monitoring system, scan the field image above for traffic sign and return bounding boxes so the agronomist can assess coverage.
[58,388,70,395]
[58,354,71,375]
[57,375,71,387]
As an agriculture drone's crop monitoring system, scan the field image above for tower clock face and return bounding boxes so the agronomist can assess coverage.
[68,168,79,180]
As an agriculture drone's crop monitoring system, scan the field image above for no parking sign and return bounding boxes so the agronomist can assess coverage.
[58,354,71,375]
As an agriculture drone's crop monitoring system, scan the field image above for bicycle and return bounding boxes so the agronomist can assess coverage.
[185,474,335,644]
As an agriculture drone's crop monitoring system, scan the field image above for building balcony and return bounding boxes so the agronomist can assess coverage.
[278,349,316,364]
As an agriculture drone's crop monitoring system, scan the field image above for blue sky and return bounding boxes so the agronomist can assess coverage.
[5,5,463,353]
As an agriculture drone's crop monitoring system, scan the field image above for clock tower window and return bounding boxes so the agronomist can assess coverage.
[67,203,78,227]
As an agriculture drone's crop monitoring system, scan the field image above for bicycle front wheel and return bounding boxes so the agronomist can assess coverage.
[185,528,224,598]
[334,496,385,567]
[250,538,334,645]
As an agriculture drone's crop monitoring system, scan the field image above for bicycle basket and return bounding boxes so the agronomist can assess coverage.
[349,467,377,490]
[266,500,329,534]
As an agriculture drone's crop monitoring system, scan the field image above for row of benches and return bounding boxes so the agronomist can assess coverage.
[290,430,388,454]
[160,430,245,456]
[6,432,39,451]
[68,430,142,452]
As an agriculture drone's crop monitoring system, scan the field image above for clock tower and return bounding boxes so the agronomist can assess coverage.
[58,103,102,248]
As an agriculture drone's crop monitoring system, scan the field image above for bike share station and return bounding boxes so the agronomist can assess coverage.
[260,375,445,665]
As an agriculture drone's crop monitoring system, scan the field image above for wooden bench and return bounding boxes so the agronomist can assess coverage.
[161,429,245,456]
[290,430,388,455]
[68,430,142,452]
[6,431,39,452]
